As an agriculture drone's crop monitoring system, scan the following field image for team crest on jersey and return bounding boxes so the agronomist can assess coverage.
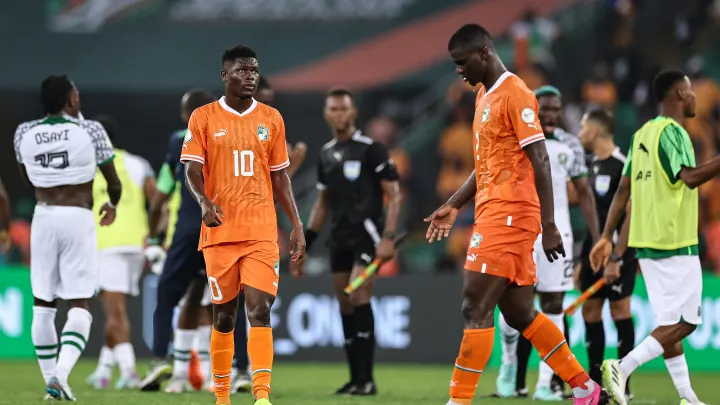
[470,233,483,248]
[257,125,269,141]
[521,108,536,124]
[481,105,491,122]
[273,260,279,276]
[595,174,611,196]
[558,152,568,165]
[343,160,361,181]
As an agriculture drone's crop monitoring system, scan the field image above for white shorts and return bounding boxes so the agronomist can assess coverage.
[639,255,703,326]
[98,250,145,296]
[30,205,98,302]
[533,234,574,292]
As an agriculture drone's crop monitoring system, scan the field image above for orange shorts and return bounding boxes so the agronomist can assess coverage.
[202,240,280,304]
[464,225,538,286]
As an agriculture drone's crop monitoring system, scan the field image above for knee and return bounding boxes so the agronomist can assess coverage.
[335,293,354,315]
[539,293,564,314]
[502,308,538,332]
[582,300,604,323]
[247,303,271,328]
[461,296,495,328]
[214,310,236,333]
[349,287,371,307]
[609,301,632,320]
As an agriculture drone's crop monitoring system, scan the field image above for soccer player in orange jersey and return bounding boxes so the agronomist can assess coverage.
[181,45,305,405]
[424,24,609,405]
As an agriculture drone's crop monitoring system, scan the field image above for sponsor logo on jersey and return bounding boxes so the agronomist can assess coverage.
[257,125,269,141]
[470,233,483,248]
[481,104,491,122]
[213,129,227,138]
[595,174,611,196]
[558,152,568,165]
[343,160,361,181]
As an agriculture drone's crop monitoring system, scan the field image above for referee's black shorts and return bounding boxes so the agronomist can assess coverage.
[328,222,380,273]
[579,237,637,301]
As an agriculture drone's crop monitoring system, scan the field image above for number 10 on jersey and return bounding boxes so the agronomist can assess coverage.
[233,150,254,177]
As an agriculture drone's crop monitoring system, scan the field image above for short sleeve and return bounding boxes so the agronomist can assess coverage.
[141,157,155,179]
[366,141,399,181]
[567,136,588,178]
[13,123,30,163]
[180,110,207,165]
[268,114,290,171]
[658,125,695,183]
[316,158,327,190]
[506,86,545,148]
[82,120,115,166]
[622,135,634,177]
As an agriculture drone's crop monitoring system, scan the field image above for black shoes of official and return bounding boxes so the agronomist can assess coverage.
[334,381,377,396]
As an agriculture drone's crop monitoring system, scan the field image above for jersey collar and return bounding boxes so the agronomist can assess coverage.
[484,71,514,97]
[219,96,258,118]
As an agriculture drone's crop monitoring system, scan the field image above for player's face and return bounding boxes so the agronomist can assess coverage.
[577,114,596,151]
[449,45,488,87]
[255,87,275,105]
[221,58,259,99]
[324,95,356,132]
[537,95,562,136]
[680,76,696,118]
[66,84,81,118]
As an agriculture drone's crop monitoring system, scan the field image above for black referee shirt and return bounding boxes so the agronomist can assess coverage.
[317,130,399,245]
[585,147,635,260]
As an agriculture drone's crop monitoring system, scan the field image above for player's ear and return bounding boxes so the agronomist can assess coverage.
[220,69,227,83]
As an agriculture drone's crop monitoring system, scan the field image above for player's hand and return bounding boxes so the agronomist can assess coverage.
[144,244,167,275]
[424,204,458,243]
[375,238,396,261]
[200,200,224,227]
[603,260,621,284]
[0,229,11,253]
[288,142,307,166]
[290,256,305,278]
[590,237,613,272]
[289,224,306,263]
[541,222,565,262]
[99,202,116,226]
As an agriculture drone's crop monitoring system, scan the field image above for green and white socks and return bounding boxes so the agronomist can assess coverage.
[56,307,93,385]
[32,306,59,384]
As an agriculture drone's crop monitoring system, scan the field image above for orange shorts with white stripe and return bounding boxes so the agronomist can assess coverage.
[464,224,538,286]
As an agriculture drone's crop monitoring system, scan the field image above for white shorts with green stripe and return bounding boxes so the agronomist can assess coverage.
[639,255,703,326]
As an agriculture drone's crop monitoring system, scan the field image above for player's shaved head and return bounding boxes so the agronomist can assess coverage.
[181,89,215,123]
[327,87,355,102]
[653,70,687,103]
[222,45,257,65]
[448,24,493,51]
[40,74,75,115]
[586,109,614,137]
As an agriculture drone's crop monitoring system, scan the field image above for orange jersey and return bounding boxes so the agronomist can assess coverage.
[180,97,290,248]
[472,72,544,233]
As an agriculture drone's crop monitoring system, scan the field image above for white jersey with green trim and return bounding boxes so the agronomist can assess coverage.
[545,128,587,236]
[14,115,114,188]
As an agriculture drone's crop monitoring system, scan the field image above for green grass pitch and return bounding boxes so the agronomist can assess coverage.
[0,360,718,405]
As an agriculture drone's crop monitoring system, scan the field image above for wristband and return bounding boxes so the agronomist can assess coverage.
[609,252,622,263]
[146,236,162,246]
[107,200,116,209]
[305,229,319,251]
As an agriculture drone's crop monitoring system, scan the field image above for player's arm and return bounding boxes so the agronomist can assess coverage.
[181,111,222,227]
[0,178,10,231]
[86,120,122,208]
[286,142,307,178]
[367,141,402,239]
[614,200,632,257]
[525,141,555,224]
[305,159,330,252]
[571,175,600,242]
[670,126,720,188]
[446,170,477,209]
[148,137,180,239]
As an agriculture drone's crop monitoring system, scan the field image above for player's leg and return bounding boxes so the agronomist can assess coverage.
[582,299,606,385]
[604,256,702,405]
[141,237,202,390]
[348,258,378,396]
[46,207,98,401]
[495,313,519,397]
[29,206,61,390]
[497,229,604,403]
[199,303,214,391]
[205,243,243,405]
[231,292,252,393]
[238,241,281,405]
[165,275,205,393]
[88,253,117,389]
[608,260,636,400]
[329,248,358,394]
[533,291,566,401]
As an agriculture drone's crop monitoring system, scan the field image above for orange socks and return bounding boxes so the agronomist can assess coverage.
[448,328,494,403]
[248,326,274,400]
[522,313,589,388]
[210,327,234,404]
